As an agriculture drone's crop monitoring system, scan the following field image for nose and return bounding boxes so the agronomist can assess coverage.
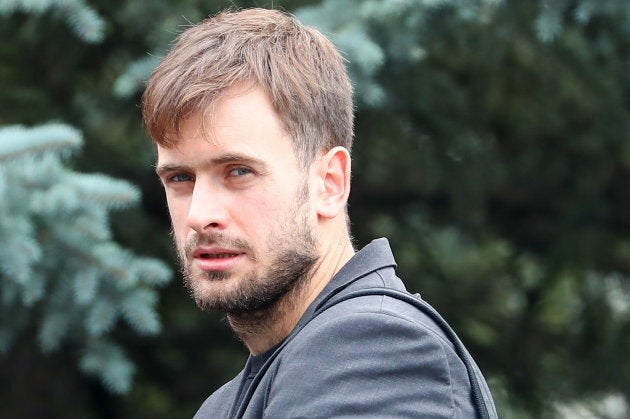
[186,180,229,232]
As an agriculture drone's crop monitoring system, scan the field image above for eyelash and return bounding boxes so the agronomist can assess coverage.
[164,166,254,184]
[229,167,253,177]
[168,173,193,183]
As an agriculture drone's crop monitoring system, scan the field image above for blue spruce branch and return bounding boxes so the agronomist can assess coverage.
[0,123,82,163]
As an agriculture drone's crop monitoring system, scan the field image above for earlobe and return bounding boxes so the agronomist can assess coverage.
[316,146,351,219]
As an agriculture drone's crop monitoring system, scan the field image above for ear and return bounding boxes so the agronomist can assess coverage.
[315,146,351,219]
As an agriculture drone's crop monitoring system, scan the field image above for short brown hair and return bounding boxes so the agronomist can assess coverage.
[142,8,354,165]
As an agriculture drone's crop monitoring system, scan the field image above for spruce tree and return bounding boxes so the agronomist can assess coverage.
[0,0,172,395]
[0,123,171,393]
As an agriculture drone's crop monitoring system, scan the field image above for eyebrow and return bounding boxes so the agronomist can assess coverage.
[155,153,268,177]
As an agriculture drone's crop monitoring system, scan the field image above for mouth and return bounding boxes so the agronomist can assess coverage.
[197,252,240,259]
[191,248,244,272]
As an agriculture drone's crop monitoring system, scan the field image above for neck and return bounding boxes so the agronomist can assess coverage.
[227,232,355,355]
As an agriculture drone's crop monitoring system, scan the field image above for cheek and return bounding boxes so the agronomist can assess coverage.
[233,191,289,234]
[236,197,278,227]
[251,187,294,214]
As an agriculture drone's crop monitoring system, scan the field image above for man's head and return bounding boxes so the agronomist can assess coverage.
[144,9,355,320]
[142,8,354,167]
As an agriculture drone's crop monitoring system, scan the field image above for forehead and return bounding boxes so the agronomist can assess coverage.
[156,86,295,165]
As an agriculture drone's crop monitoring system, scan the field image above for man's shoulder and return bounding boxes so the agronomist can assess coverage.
[313,267,457,340]
[288,289,460,360]
[261,289,478,417]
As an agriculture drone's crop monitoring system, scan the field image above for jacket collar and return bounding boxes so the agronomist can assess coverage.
[300,238,397,324]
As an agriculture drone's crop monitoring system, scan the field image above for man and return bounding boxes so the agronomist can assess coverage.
[143,8,497,418]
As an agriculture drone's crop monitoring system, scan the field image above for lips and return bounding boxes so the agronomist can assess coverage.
[193,247,241,258]
[192,247,244,272]
[198,252,239,259]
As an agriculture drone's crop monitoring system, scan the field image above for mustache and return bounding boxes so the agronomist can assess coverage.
[182,231,256,260]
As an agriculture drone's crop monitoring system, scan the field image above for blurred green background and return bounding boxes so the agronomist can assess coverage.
[1,0,629,417]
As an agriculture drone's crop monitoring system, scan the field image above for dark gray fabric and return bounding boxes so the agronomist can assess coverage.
[194,238,496,418]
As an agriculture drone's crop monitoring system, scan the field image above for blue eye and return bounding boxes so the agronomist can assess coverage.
[170,173,193,182]
[230,167,252,177]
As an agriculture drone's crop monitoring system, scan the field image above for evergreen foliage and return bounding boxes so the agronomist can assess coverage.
[114,55,162,98]
[0,123,171,393]
[297,0,502,106]
[0,0,106,43]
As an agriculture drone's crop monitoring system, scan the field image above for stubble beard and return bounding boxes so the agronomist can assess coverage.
[174,185,318,323]
[178,230,318,317]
